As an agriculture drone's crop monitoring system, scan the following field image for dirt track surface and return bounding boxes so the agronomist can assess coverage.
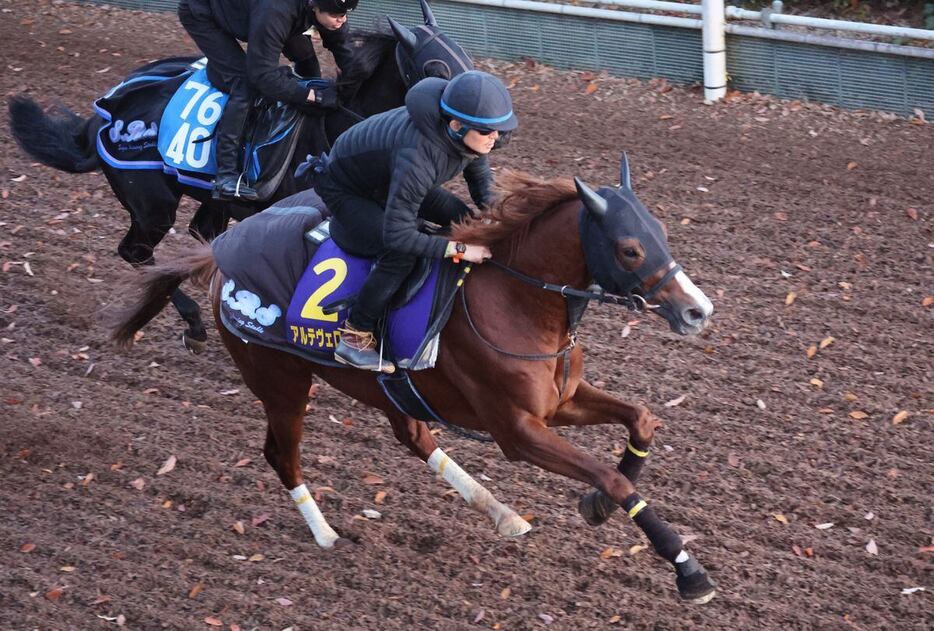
[1,1,932,629]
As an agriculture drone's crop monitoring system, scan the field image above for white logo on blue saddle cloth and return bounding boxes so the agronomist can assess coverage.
[158,67,227,175]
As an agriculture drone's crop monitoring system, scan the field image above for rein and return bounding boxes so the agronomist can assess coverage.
[458,259,682,397]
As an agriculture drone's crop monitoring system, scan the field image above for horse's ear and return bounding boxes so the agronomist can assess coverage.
[574,177,608,221]
[419,0,439,26]
[388,17,418,51]
[620,152,632,190]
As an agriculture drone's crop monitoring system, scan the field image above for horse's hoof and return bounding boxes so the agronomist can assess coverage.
[677,569,717,604]
[331,536,355,550]
[578,491,616,527]
[496,514,532,537]
[181,331,207,355]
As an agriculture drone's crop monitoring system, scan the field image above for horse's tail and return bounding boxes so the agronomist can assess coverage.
[8,95,100,173]
[110,243,218,348]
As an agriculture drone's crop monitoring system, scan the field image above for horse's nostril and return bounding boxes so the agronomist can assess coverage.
[685,307,705,324]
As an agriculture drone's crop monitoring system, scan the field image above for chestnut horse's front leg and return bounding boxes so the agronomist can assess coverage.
[492,414,716,604]
[550,380,663,526]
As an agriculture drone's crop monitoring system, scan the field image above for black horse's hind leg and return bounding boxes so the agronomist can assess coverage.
[107,167,207,350]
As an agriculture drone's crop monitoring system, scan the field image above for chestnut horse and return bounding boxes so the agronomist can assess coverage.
[111,157,717,603]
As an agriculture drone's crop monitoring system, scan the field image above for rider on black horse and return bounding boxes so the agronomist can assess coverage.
[178,0,359,201]
[316,70,519,372]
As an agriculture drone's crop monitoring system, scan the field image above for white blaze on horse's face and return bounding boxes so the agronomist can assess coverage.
[653,261,714,336]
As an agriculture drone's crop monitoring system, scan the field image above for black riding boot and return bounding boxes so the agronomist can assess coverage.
[212,85,259,201]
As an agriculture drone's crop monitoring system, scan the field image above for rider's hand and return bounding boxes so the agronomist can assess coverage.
[462,244,492,263]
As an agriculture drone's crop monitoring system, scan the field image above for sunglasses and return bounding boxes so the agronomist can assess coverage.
[469,127,498,136]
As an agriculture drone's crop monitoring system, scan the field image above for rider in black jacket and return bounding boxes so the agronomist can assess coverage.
[178,0,357,201]
[316,71,518,372]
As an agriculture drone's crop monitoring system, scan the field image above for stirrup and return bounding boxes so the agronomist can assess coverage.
[335,326,395,374]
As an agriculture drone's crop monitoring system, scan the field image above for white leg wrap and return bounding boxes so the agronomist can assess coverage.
[289,484,340,548]
[427,448,531,537]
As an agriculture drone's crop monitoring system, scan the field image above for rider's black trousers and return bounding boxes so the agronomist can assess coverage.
[323,188,472,332]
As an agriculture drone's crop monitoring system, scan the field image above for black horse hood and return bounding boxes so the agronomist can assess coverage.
[405,78,463,157]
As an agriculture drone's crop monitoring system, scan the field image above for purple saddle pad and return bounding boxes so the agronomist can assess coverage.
[285,239,442,365]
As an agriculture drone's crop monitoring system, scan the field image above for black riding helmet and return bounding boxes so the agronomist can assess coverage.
[440,71,518,136]
[310,0,358,15]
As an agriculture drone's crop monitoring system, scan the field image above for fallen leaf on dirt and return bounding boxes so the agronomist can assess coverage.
[848,411,869,420]
[785,292,796,306]
[204,616,223,626]
[819,336,835,349]
[232,521,245,535]
[46,587,63,602]
[538,613,554,625]
[727,453,740,467]
[810,378,824,388]
[901,587,926,595]
[815,523,834,530]
[60,565,76,572]
[230,625,241,631]
[500,587,511,599]
[585,82,598,95]
[680,217,691,225]
[600,547,623,559]
[774,513,789,525]
[473,609,486,623]
[892,411,909,425]
[251,513,270,527]
[233,458,251,467]
[864,511,875,520]
[20,543,36,553]
[129,478,145,491]
[275,597,293,607]
[804,547,814,558]
[922,296,934,307]
[520,513,536,523]
[362,473,384,485]
[609,615,622,624]
[81,472,95,487]
[11,175,27,183]
[846,161,858,170]
[818,407,834,414]
[91,595,112,605]
[917,545,934,554]
[663,394,686,408]
[905,207,918,221]
[756,399,767,410]
[156,455,177,475]
[844,392,858,402]
[791,545,803,557]
[806,345,817,359]
[374,491,387,504]
[248,554,264,562]
[629,544,648,555]
[189,583,204,598]
[161,500,172,509]
[773,211,788,221]
[362,509,381,519]
[219,389,239,396]
[865,539,878,555]
[29,357,42,367]
[658,114,674,120]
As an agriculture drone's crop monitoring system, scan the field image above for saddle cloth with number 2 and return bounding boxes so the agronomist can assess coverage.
[212,189,457,370]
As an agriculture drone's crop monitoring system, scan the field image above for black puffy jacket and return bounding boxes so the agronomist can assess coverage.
[317,78,496,259]
[194,0,353,104]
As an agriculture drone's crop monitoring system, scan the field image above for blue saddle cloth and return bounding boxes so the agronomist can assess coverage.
[94,58,323,199]
[212,190,455,370]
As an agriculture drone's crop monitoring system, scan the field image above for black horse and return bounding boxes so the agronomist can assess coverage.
[8,1,472,351]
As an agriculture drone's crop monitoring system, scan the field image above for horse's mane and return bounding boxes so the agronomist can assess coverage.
[450,171,579,247]
[340,28,397,83]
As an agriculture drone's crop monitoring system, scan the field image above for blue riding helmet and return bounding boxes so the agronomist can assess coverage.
[310,0,357,14]
[440,70,518,135]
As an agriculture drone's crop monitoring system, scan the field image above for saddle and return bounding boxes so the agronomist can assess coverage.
[212,189,461,371]
[95,58,324,200]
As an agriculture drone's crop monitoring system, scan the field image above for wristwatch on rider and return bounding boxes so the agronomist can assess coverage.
[448,241,467,263]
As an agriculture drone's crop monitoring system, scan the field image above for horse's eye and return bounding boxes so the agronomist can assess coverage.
[623,248,639,258]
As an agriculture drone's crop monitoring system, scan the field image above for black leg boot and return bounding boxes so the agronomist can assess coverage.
[212,84,259,201]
